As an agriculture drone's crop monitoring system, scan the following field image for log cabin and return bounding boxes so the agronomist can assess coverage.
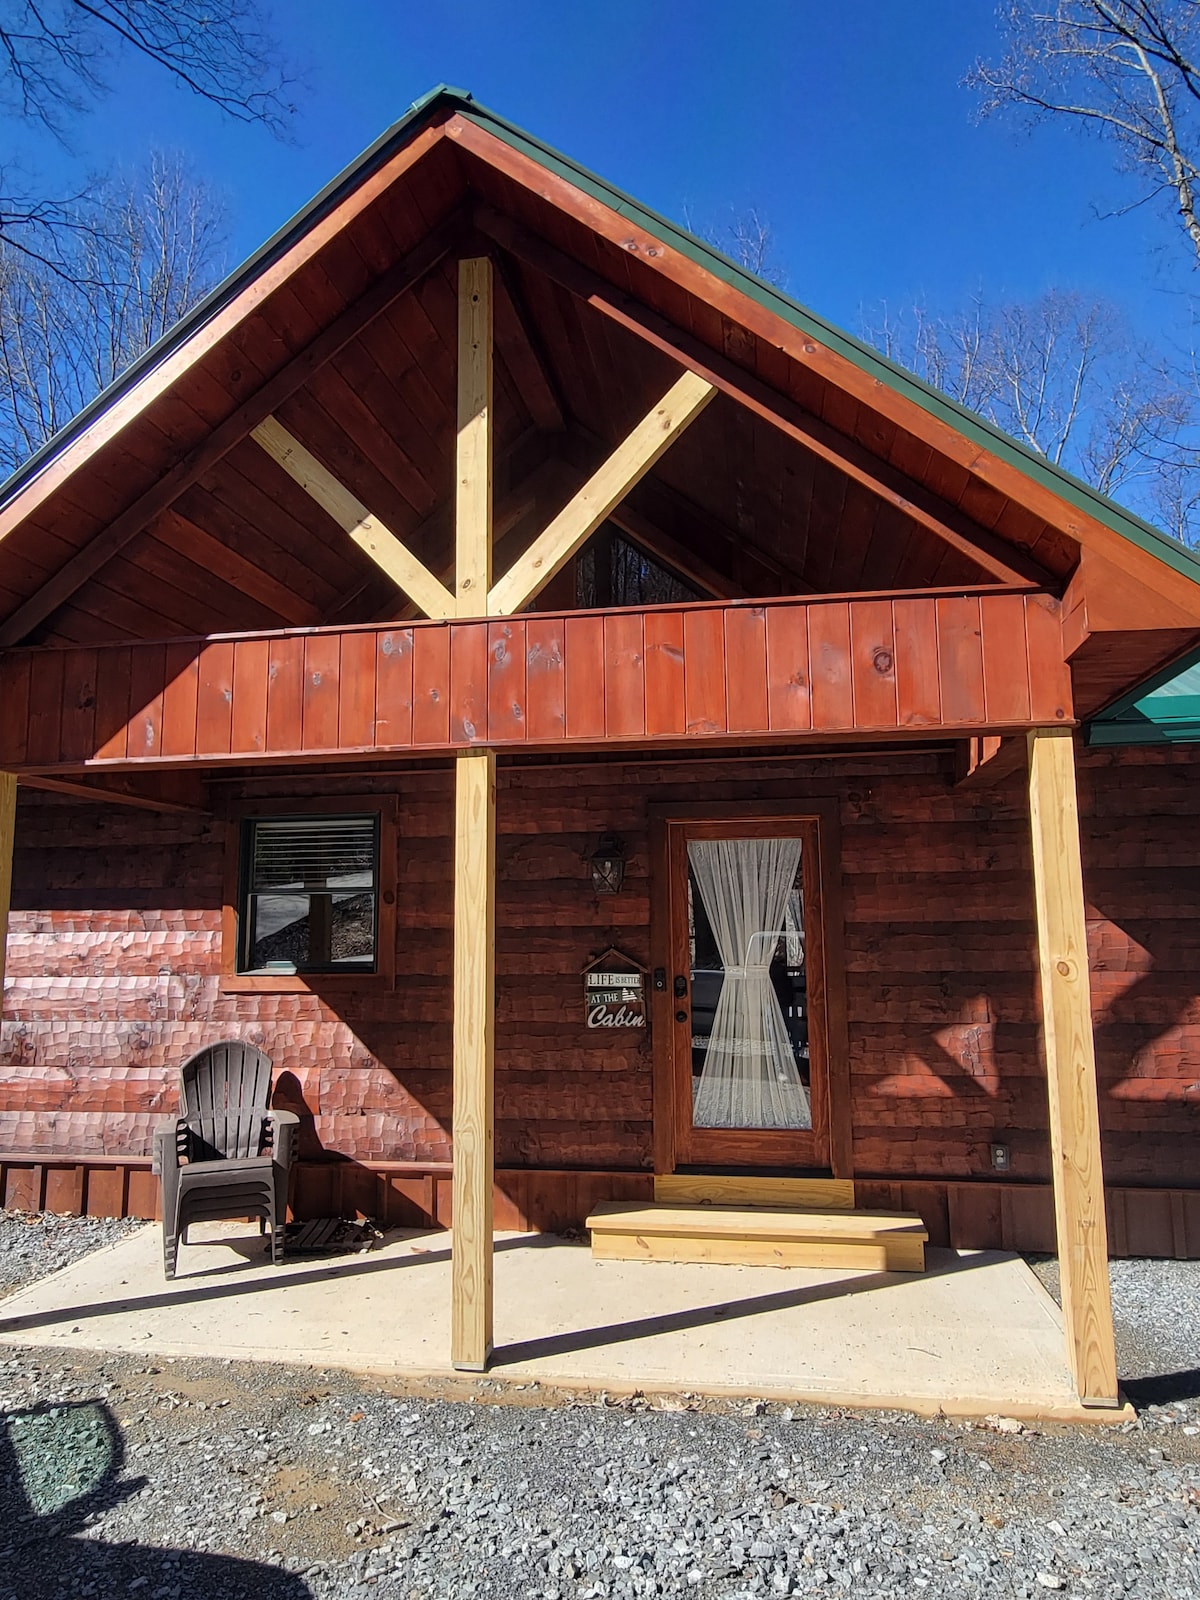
[0,86,1197,1406]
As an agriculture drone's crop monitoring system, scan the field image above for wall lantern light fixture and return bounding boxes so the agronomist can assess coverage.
[590,833,626,895]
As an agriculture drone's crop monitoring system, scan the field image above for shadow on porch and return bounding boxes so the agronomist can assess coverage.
[0,1221,1122,1424]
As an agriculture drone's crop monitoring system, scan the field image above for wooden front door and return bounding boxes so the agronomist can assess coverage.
[656,809,850,1174]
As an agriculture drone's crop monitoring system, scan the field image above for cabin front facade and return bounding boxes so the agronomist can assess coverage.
[0,90,1197,1407]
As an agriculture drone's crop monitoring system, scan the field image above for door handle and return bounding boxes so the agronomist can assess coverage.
[675,1010,689,1024]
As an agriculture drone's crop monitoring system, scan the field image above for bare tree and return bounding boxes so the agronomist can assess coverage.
[0,153,226,473]
[864,288,1200,542]
[970,2,1200,267]
[0,0,292,268]
[684,204,789,287]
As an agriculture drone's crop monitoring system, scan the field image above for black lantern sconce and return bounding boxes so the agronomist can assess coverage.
[590,833,626,895]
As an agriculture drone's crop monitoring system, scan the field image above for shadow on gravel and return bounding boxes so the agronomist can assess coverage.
[1123,1368,1200,1406]
[0,1398,311,1599]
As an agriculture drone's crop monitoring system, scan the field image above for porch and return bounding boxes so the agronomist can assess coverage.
[0,1219,1120,1424]
[3,117,1198,1423]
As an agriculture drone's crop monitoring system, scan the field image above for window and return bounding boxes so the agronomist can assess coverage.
[238,813,380,975]
[576,528,705,609]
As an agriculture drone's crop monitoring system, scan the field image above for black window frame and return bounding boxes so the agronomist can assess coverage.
[236,810,382,977]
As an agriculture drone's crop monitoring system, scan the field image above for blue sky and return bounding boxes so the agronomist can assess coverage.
[17,0,1197,350]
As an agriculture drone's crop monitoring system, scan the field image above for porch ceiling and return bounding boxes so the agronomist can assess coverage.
[0,112,1076,655]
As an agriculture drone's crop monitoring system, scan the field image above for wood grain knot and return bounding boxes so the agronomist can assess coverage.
[872,649,894,675]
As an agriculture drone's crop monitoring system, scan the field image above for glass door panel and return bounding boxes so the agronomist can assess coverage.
[667,817,832,1172]
[687,836,812,1130]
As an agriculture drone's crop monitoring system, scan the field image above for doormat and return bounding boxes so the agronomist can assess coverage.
[284,1218,381,1255]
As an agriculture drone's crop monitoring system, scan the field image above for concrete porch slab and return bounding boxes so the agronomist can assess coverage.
[0,1224,1127,1423]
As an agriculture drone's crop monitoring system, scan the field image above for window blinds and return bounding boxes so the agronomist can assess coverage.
[249,816,377,893]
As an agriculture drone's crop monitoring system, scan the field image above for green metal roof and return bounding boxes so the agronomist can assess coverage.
[4,83,1200,609]
[1087,649,1200,744]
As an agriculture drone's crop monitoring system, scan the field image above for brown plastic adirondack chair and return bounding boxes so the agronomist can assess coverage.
[153,1041,299,1279]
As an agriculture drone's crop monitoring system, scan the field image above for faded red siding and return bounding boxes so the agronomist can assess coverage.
[0,591,1072,772]
[1,745,1196,1190]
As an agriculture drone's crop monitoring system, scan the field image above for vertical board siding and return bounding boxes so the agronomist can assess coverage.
[936,595,986,724]
[160,643,200,759]
[765,605,811,732]
[301,632,341,751]
[375,627,414,747]
[604,612,646,739]
[643,611,686,737]
[338,629,378,750]
[980,592,1032,724]
[127,644,167,760]
[682,608,727,734]
[26,648,65,767]
[195,640,234,756]
[487,620,527,744]
[58,647,98,764]
[411,623,451,746]
[892,597,941,726]
[0,592,1069,767]
[230,636,270,756]
[849,600,897,730]
[449,620,490,744]
[265,635,305,753]
[723,607,768,733]
[564,614,605,739]
[93,647,131,761]
[524,616,566,741]
[808,602,854,731]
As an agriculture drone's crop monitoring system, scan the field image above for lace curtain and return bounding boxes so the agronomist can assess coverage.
[689,837,812,1130]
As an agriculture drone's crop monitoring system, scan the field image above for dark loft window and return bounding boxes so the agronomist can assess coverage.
[576,529,705,609]
[239,814,379,975]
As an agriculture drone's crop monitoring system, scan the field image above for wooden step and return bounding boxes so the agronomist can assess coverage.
[654,1174,856,1210]
[586,1202,928,1273]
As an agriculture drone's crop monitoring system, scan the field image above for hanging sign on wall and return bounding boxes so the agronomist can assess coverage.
[583,948,647,1029]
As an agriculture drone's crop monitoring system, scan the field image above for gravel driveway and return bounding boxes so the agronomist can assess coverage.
[0,1213,1196,1599]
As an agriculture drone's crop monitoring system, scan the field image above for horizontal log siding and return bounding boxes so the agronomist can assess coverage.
[0,591,1072,772]
[0,745,1195,1208]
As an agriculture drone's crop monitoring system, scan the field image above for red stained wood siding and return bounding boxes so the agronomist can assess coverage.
[0,591,1072,771]
[2,743,1198,1237]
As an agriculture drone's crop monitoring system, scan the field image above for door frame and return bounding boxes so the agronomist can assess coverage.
[649,800,852,1178]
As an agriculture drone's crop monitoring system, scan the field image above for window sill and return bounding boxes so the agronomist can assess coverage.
[220,971,392,994]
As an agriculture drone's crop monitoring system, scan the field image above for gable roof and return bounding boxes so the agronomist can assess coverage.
[4,83,1198,593]
[0,84,1196,722]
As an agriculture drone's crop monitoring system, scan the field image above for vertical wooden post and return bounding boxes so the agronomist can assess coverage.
[456,257,493,613]
[451,257,496,1371]
[1027,728,1119,1407]
[452,746,496,1369]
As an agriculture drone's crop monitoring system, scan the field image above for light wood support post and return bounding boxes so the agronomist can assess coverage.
[1027,727,1119,1407]
[451,746,496,1370]
[456,257,493,611]
[451,257,496,1371]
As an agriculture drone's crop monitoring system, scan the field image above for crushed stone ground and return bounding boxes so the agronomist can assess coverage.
[0,1212,1196,1599]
